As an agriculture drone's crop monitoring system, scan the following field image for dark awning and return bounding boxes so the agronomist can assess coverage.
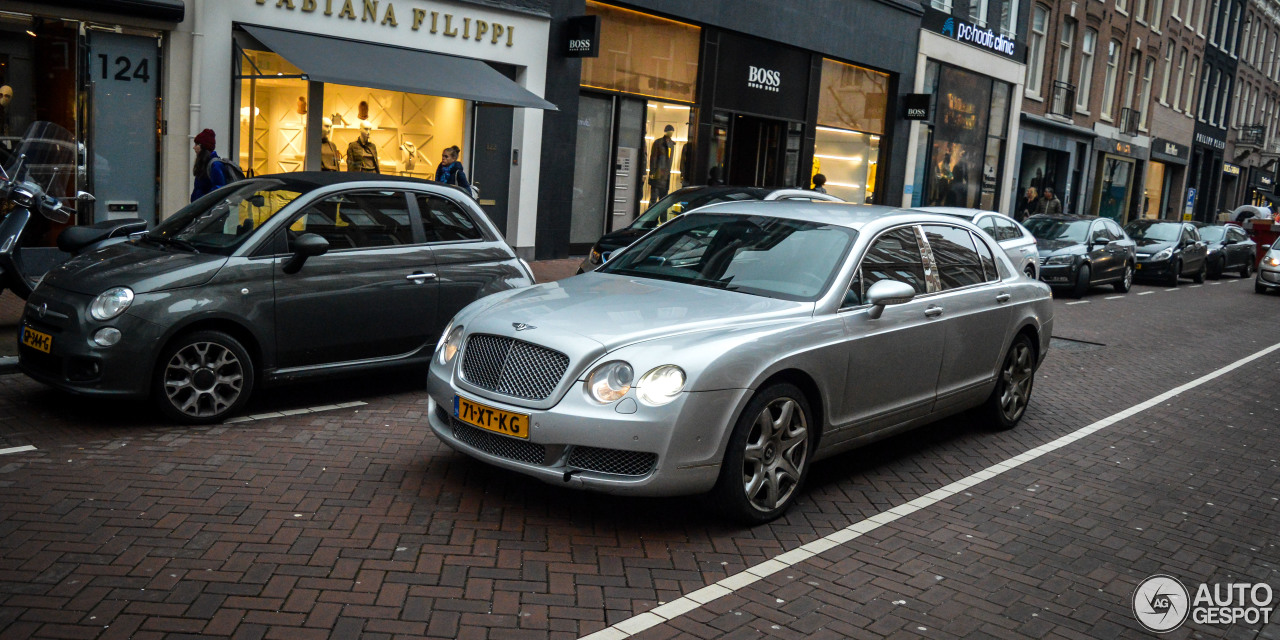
[241,25,557,111]
[37,0,184,22]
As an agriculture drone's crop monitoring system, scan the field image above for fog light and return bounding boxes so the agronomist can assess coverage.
[92,327,122,347]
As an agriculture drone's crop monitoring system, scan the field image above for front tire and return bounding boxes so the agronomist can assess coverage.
[1166,260,1181,287]
[1258,280,1269,294]
[983,334,1036,430]
[1071,264,1091,298]
[1113,262,1133,293]
[154,330,255,425]
[711,383,813,524]
[1192,260,1206,284]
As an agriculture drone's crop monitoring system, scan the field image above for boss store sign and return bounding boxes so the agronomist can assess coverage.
[712,31,811,122]
[564,15,600,58]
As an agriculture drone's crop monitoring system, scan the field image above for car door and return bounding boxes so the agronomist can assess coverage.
[1182,224,1207,273]
[272,189,438,368]
[1087,221,1115,282]
[835,226,946,438]
[921,224,1015,412]
[413,192,512,340]
[1229,226,1254,269]
[994,216,1037,276]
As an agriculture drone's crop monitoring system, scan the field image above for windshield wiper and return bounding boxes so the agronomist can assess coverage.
[145,233,200,253]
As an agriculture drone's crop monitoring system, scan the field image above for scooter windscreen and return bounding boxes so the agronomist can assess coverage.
[3,121,77,223]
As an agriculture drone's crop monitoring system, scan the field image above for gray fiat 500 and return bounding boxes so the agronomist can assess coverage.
[426,202,1054,522]
[19,173,532,424]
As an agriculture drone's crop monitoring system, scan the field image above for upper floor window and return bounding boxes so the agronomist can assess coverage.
[1173,47,1188,111]
[1137,0,1149,22]
[1159,40,1174,105]
[999,0,1022,38]
[930,0,954,11]
[1025,5,1050,98]
[1078,28,1099,111]
[1209,0,1222,44]
[1139,56,1155,129]
[970,0,991,26]
[1102,39,1121,119]
[1118,0,1129,14]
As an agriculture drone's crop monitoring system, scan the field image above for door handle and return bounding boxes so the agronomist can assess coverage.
[924,306,944,318]
[995,293,1011,303]
[406,272,437,283]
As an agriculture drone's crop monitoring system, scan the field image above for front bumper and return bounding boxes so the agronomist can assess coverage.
[1134,257,1176,279]
[426,363,750,497]
[1037,261,1078,286]
[1257,266,1280,289]
[17,285,161,397]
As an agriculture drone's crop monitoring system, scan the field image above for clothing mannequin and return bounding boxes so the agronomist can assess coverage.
[649,124,676,201]
[320,117,341,171]
[0,85,12,139]
[346,120,380,173]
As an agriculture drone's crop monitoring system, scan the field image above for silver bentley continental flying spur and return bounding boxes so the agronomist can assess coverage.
[426,202,1054,522]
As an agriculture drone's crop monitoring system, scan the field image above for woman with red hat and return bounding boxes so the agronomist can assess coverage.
[191,128,228,201]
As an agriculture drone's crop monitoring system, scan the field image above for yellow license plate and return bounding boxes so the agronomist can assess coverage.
[21,326,51,354]
[1136,263,1142,269]
[454,395,529,439]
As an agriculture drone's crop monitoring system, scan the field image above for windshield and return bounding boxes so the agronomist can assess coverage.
[1196,226,1226,242]
[148,179,304,255]
[630,188,763,231]
[599,212,857,301]
[1124,221,1181,242]
[1024,218,1091,243]
[4,121,77,202]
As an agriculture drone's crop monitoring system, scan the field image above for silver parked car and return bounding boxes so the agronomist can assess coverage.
[426,203,1054,522]
[915,207,1040,279]
[1256,243,1280,294]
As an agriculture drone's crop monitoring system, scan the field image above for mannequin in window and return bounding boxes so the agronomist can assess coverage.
[320,117,341,171]
[0,85,12,147]
[346,120,380,173]
[649,124,676,201]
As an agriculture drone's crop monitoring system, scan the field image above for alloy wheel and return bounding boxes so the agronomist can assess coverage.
[162,341,246,418]
[998,341,1034,423]
[741,397,809,513]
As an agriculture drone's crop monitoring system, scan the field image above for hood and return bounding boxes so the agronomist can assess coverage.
[595,226,648,253]
[1036,239,1085,255]
[465,272,813,353]
[41,240,229,296]
[1134,237,1175,250]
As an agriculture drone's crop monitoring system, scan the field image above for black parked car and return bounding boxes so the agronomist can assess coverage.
[1025,214,1136,297]
[577,185,842,273]
[1123,219,1208,286]
[1193,222,1257,279]
[18,173,533,424]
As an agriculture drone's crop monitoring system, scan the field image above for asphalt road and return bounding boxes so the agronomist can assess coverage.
[0,274,1277,639]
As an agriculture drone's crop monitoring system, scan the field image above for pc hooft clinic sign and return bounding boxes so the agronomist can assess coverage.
[922,8,1025,60]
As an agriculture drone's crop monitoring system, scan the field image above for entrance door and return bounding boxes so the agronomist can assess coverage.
[89,32,158,224]
[570,94,614,248]
[726,113,788,187]
[1094,154,1134,222]
[471,105,513,236]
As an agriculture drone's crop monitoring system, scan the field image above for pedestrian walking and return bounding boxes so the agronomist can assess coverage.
[812,174,828,194]
[190,128,227,202]
[1016,186,1040,221]
[1041,187,1063,215]
[435,145,473,196]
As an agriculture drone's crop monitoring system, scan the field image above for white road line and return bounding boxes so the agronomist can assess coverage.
[1105,295,1125,300]
[1210,282,1221,285]
[578,341,1280,640]
[224,401,368,424]
[1189,284,1203,288]
[1138,291,1154,295]
[1065,301,1089,305]
[0,445,36,456]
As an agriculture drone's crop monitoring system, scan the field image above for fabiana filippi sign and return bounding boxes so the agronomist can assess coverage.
[254,0,517,46]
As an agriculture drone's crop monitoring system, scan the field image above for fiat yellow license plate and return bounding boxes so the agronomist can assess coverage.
[21,326,51,354]
[454,395,529,439]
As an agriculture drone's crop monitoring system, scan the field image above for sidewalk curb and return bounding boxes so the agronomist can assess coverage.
[0,356,18,376]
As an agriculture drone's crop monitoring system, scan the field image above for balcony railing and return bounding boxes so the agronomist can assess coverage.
[1239,125,1266,147]
[1049,81,1076,118]
[1119,108,1140,136]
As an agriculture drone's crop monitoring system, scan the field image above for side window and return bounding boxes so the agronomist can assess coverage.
[970,232,999,282]
[1186,225,1200,242]
[1230,228,1247,243]
[976,216,998,238]
[851,227,928,303]
[923,225,986,289]
[994,217,1021,241]
[287,190,413,252]
[416,194,485,243]
[1105,219,1124,239]
[1090,222,1110,244]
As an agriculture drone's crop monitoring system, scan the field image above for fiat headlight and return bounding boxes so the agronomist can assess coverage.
[436,324,464,365]
[586,361,633,403]
[1152,247,1174,261]
[636,365,686,406]
[1044,254,1075,265]
[589,248,603,265]
[88,287,134,321]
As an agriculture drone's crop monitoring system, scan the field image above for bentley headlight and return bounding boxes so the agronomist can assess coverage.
[586,361,633,403]
[437,324,464,365]
[1152,247,1174,261]
[1044,254,1075,265]
[636,365,686,406]
[89,287,134,321]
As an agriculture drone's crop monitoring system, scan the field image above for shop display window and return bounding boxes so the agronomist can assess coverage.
[581,2,700,103]
[813,127,880,203]
[813,59,889,203]
[238,49,308,176]
[321,83,466,178]
[641,102,693,207]
[914,61,1011,211]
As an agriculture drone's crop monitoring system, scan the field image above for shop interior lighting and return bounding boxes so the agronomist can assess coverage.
[814,154,864,163]
[816,126,863,135]
[644,136,689,142]
[26,17,42,37]
[662,105,688,110]
[826,182,862,189]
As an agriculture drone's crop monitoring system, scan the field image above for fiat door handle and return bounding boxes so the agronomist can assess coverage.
[924,306,944,318]
[406,272,437,283]
[995,293,1011,303]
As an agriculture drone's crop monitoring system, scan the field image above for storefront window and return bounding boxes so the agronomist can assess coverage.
[642,102,693,207]
[913,62,1011,211]
[238,49,307,176]
[580,2,701,103]
[813,59,889,203]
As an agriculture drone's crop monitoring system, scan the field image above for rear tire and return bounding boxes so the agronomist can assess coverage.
[1241,259,1254,279]
[1113,263,1133,293]
[1071,264,1091,298]
[1192,260,1206,284]
[711,383,814,524]
[153,330,255,425]
[983,334,1036,430]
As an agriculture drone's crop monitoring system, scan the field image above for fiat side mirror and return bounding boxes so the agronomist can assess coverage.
[866,280,917,320]
[282,233,329,274]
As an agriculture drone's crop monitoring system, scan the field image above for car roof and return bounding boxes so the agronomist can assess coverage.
[693,200,977,231]
[1026,213,1101,222]
[248,171,456,191]
[914,206,989,219]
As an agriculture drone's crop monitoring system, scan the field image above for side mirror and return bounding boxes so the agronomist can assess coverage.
[866,280,917,320]
[282,233,329,274]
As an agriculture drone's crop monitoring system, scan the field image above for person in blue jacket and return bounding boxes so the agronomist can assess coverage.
[191,128,227,201]
[435,145,472,195]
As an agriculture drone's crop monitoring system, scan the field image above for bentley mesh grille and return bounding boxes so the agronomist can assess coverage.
[567,446,658,477]
[460,334,569,400]
[452,418,546,464]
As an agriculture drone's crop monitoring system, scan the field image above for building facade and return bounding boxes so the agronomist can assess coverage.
[1224,0,1280,213]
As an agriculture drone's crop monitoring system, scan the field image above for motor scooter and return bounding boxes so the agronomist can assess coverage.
[0,122,145,300]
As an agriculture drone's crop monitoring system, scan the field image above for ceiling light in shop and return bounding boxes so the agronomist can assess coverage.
[826,182,861,189]
[815,154,863,163]
[662,105,688,110]
[816,126,863,135]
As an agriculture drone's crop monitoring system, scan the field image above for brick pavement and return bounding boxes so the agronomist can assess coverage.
[0,277,1276,638]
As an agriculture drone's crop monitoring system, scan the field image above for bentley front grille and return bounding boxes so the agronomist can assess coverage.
[460,334,570,400]
[567,446,658,477]
[452,418,547,464]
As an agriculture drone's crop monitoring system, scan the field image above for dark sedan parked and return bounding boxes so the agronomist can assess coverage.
[1024,214,1136,297]
[1193,222,1256,279]
[1123,219,1208,286]
[18,173,533,424]
[577,185,841,273]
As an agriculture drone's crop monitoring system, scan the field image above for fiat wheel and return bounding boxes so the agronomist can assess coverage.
[154,330,255,424]
[984,334,1036,430]
[713,383,813,523]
